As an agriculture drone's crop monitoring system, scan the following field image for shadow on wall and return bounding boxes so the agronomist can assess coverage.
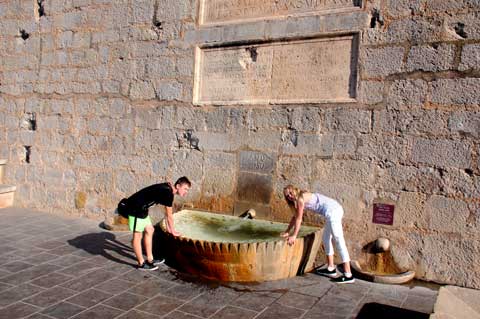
[356,303,429,319]
[67,231,137,267]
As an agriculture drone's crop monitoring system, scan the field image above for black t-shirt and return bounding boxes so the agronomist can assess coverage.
[126,183,174,211]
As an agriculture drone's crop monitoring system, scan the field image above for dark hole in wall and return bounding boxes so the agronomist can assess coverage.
[20,29,30,40]
[454,22,468,38]
[246,47,258,62]
[154,21,163,29]
[24,112,37,131]
[288,129,299,147]
[24,146,31,163]
[465,168,474,176]
[184,129,199,150]
[370,9,384,28]
[37,0,45,17]
[437,168,445,178]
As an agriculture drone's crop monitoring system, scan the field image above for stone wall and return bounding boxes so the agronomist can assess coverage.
[0,0,479,289]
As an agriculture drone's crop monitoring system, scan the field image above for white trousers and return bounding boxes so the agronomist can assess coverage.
[322,207,350,263]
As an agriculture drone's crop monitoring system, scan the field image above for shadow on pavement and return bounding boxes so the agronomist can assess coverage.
[67,232,136,267]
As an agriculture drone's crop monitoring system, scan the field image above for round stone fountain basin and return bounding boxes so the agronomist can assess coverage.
[159,209,322,282]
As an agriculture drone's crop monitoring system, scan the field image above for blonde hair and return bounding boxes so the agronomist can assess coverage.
[283,184,306,209]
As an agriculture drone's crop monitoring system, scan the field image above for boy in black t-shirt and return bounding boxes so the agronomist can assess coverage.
[125,176,191,270]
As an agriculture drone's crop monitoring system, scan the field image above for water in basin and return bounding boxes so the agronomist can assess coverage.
[174,210,318,243]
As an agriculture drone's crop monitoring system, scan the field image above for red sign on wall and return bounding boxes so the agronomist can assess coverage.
[372,203,395,225]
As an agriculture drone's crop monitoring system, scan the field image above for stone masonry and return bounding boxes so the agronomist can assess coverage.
[0,0,479,289]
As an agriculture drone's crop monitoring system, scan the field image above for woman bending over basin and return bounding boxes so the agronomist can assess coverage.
[282,184,354,284]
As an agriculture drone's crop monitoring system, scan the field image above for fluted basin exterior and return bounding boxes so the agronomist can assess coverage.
[159,209,322,282]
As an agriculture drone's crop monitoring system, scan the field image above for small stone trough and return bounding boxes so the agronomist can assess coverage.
[351,238,415,285]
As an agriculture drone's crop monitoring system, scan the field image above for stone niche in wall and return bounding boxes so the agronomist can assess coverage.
[198,0,362,26]
[235,151,276,219]
[193,34,359,105]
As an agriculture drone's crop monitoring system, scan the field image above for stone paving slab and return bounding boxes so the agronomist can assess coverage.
[0,207,439,319]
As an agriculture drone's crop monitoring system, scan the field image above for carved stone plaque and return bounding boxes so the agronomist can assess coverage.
[239,151,275,174]
[199,0,361,26]
[193,35,358,105]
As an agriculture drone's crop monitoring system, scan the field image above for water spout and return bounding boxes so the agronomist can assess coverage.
[239,208,256,220]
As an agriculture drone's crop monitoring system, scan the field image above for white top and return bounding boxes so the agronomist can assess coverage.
[304,193,341,217]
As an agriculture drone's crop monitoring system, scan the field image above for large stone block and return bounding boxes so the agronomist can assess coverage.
[251,108,290,130]
[445,11,480,41]
[357,135,409,163]
[290,107,321,132]
[203,168,235,196]
[459,43,480,71]
[373,110,396,133]
[172,150,204,183]
[387,0,424,18]
[363,16,445,45]
[420,234,480,288]
[176,54,194,77]
[173,108,203,131]
[205,108,229,132]
[195,132,239,151]
[153,81,183,101]
[324,108,371,133]
[411,138,472,169]
[145,57,176,78]
[333,134,357,157]
[396,192,428,229]
[431,78,480,106]
[375,165,443,194]
[129,81,156,100]
[387,110,449,135]
[205,152,236,171]
[314,159,375,187]
[282,133,334,157]
[131,0,154,24]
[448,111,480,138]
[358,81,384,105]
[443,168,480,199]
[362,46,405,78]
[387,79,428,109]
[406,44,455,72]
[277,156,312,187]
[155,0,192,22]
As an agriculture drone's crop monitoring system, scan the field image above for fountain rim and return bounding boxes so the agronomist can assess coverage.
[159,208,322,245]
[351,259,416,284]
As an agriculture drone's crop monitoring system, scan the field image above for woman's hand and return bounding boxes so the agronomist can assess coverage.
[169,229,182,237]
[287,235,297,246]
[280,231,289,238]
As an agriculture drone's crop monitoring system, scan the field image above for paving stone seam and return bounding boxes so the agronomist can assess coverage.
[252,305,270,319]
[66,302,122,319]
[224,298,269,314]
[124,292,188,315]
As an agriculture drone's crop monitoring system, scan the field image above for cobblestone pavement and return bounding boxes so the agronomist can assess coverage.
[0,208,439,319]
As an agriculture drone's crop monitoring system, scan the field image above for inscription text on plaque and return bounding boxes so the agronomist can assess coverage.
[193,35,358,105]
[199,0,361,25]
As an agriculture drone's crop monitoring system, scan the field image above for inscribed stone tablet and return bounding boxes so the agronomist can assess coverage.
[199,0,361,25]
[194,35,358,105]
